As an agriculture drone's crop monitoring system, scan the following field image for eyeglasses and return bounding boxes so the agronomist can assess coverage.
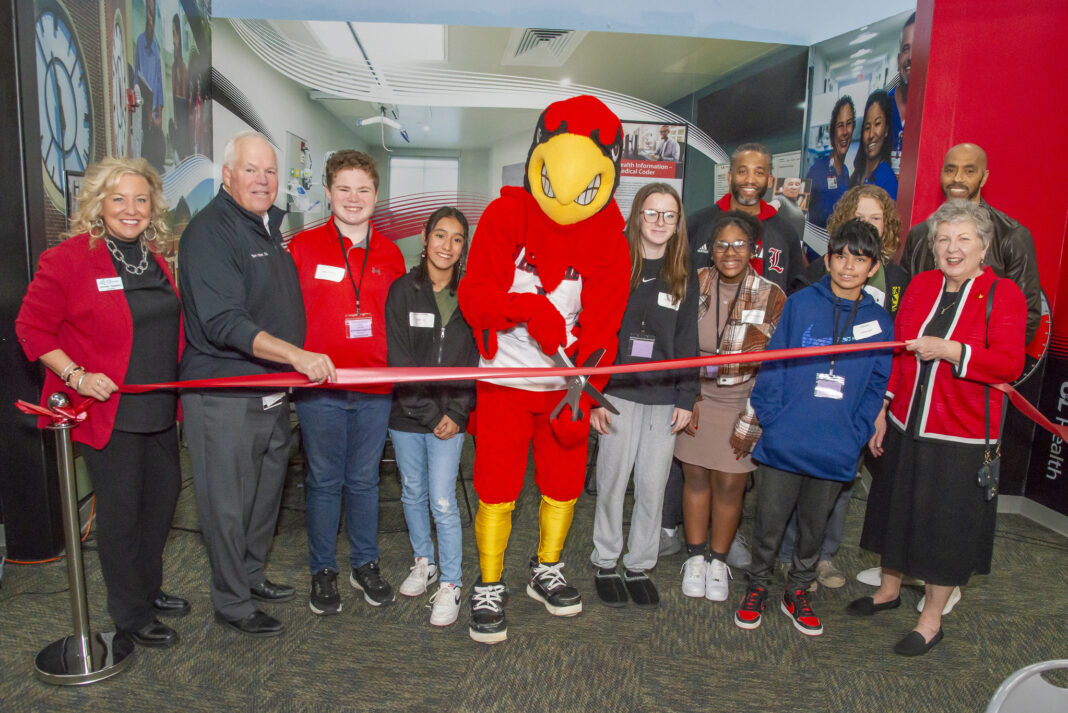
[712,239,749,253]
[641,209,679,225]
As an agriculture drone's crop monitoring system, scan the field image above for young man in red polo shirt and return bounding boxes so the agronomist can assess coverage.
[288,151,406,615]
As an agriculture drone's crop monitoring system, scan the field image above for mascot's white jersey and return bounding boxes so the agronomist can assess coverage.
[482,247,583,391]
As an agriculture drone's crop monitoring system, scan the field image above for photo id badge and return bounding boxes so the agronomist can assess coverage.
[345,313,373,339]
[814,372,845,400]
[628,333,655,359]
[827,176,837,190]
[705,364,719,378]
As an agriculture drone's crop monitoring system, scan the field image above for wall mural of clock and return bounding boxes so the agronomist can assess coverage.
[108,8,128,157]
[35,0,93,211]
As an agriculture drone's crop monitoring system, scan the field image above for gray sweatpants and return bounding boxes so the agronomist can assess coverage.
[590,395,678,572]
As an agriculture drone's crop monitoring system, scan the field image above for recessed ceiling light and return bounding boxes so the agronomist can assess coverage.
[850,48,871,58]
[849,32,878,45]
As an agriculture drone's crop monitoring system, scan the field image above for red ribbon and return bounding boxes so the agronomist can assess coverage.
[14,339,1068,441]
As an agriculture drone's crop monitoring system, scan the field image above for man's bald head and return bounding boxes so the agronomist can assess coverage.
[940,143,989,203]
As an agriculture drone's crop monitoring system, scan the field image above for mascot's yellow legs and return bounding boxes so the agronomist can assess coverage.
[475,496,577,583]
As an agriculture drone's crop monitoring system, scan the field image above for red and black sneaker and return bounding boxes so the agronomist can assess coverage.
[781,587,823,636]
[734,585,767,630]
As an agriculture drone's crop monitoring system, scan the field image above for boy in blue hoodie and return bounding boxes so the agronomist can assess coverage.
[734,219,893,636]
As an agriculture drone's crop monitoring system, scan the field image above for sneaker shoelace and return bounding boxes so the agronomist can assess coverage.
[361,563,386,588]
[531,562,569,593]
[471,584,505,612]
[790,589,815,617]
[681,558,704,579]
[709,560,732,582]
[741,588,765,611]
[429,584,458,607]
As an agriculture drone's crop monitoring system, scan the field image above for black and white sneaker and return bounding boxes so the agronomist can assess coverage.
[468,580,508,644]
[526,557,582,617]
[309,568,341,615]
[349,560,395,606]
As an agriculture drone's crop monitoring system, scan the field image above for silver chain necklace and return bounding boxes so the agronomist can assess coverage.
[105,237,149,275]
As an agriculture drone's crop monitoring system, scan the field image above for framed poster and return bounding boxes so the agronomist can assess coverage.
[617,121,687,219]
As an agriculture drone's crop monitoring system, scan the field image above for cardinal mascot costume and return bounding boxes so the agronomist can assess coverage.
[458,95,630,643]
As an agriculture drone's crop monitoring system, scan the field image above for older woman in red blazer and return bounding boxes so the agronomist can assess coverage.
[848,199,1026,657]
[16,157,187,649]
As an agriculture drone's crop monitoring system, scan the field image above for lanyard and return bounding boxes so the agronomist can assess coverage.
[335,219,371,313]
[830,295,861,373]
[714,272,745,355]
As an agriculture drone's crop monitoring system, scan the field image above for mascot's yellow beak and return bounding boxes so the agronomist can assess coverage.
[527,133,616,226]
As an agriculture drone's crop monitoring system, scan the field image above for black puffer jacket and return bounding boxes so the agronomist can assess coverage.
[385,268,479,433]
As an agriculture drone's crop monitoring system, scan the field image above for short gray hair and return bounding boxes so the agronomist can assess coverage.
[926,199,994,256]
[223,130,275,169]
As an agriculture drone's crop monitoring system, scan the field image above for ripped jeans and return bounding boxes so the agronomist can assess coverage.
[389,429,464,586]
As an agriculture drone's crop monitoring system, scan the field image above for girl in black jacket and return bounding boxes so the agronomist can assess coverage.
[385,207,478,627]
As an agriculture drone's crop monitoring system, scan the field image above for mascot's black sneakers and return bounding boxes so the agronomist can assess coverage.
[527,557,582,617]
[469,580,508,644]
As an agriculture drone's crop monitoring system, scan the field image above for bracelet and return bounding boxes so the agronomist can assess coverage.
[64,365,85,387]
[75,371,88,392]
[58,361,77,381]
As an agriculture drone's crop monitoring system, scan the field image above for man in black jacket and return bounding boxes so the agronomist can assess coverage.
[179,131,335,637]
[901,143,1042,344]
[687,143,803,293]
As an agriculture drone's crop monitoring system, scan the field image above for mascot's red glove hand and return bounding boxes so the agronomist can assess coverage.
[549,392,593,447]
[504,293,566,355]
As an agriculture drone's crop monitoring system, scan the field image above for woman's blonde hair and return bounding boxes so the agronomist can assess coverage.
[67,157,172,253]
[826,184,901,260]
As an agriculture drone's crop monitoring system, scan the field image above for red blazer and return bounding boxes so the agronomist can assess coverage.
[886,267,1025,445]
[15,233,184,448]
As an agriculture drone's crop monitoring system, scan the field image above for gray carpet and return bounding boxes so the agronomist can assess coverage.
[1,434,1067,713]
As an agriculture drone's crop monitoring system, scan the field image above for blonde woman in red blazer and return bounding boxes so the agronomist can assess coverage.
[16,157,188,649]
[849,200,1026,657]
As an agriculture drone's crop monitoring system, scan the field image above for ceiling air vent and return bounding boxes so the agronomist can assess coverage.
[501,28,587,67]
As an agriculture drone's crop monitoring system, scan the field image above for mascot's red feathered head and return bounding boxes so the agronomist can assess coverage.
[523,95,623,226]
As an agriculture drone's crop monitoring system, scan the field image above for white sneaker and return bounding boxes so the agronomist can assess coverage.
[917,586,962,615]
[681,555,707,598]
[705,558,730,601]
[399,557,439,597]
[856,566,925,587]
[429,582,461,626]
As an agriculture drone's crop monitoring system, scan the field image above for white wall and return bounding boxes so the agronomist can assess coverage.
[211,20,370,231]
[488,127,532,195]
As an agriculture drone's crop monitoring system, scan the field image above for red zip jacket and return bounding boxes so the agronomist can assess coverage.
[288,219,405,394]
[887,267,1026,444]
[16,233,184,448]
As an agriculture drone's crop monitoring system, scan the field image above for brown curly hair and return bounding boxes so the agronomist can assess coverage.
[65,156,172,254]
[826,184,901,260]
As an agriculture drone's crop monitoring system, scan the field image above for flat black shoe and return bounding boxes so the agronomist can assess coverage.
[250,579,296,603]
[152,592,191,618]
[845,595,902,617]
[894,628,943,656]
[622,570,660,609]
[593,568,628,607]
[122,618,179,648]
[215,609,284,637]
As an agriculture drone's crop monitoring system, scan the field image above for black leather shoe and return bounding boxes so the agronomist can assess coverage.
[622,570,660,609]
[894,628,943,656]
[845,595,902,617]
[122,618,179,648]
[593,568,628,607]
[250,579,296,603]
[214,609,284,637]
[152,592,191,618]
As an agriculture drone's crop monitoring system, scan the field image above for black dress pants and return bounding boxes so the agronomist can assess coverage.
[80,425,181,631]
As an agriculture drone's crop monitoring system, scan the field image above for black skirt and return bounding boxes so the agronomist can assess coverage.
[860,424,997,586]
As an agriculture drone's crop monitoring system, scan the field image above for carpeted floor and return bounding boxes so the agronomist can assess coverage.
[1,433,1066,713]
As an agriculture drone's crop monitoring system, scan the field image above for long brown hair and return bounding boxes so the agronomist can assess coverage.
[624,182,689,304]
[415,206,469,294]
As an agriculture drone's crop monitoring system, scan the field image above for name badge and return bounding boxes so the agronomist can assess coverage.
[741,309,765,325]
[409,312,435,328]
[96,277,123,292]
[314,264,346,282]
[262,392,286,411]
[853,320,883,340]
[345,313,373,339]
[628,333,655,358]
[657,292,679,311]
[814,372,845,400]
[705,364,719,378]
[827,176,837,190]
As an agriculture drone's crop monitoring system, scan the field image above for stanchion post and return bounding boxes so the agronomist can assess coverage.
[33,393,134,685]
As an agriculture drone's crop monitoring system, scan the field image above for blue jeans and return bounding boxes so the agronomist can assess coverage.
[296,390,391,573]
[389,429,464,587]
